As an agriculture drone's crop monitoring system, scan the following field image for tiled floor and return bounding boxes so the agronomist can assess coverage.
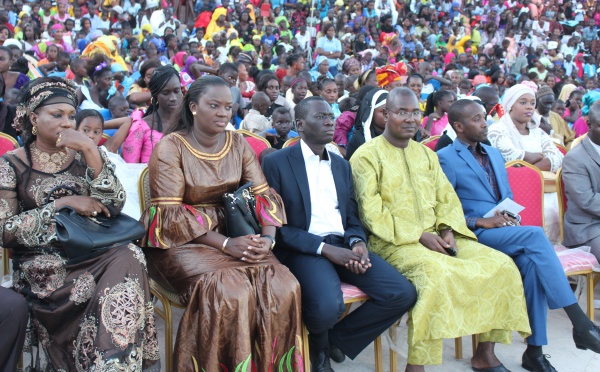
[155,285,600,372]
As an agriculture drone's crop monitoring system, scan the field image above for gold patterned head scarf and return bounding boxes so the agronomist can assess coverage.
[13,77,77,142]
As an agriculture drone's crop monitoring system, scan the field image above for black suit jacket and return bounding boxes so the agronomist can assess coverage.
[262,143,367,260]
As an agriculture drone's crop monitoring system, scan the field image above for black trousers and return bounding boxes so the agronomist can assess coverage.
[276,235,417,359]
[0,287,27,372]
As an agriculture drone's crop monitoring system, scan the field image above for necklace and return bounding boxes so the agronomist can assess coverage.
[191,130,222,154]
[30,142,70,173]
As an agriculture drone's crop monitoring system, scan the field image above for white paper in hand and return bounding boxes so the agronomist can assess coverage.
[483,198,525,218]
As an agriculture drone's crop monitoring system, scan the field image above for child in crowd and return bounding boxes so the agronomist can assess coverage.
[108,96,131,119]
[38,51,70,77]
[264,107,296,149]
[240,91,271,133]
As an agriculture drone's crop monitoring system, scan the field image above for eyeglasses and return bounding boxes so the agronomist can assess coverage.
[387,109,423,120]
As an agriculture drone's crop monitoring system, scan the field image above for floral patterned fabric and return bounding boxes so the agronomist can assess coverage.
[0,149,159,371]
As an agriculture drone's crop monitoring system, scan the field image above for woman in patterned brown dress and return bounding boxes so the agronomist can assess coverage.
[141,76,303,372]
[0,77,160,371]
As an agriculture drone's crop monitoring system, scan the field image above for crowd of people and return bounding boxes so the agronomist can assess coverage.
[2,0,600,371]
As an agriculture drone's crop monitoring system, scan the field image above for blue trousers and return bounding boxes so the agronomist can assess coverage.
[276,239,416,359]
[477,226,576,345]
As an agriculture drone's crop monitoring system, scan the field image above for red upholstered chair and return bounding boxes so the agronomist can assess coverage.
[505,160,545,228]
[507,162,597,320]
[98,133,111,147]
[421,135,440,151]
[0,133,18,156]
[555,143,567,156]
[301,283,386,372]
[236,129,271,160]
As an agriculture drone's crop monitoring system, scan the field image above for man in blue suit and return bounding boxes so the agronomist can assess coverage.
[262,97,416,371]
[438,99,600,372]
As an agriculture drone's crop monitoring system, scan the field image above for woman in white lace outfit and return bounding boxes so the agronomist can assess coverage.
[488,84,564,243]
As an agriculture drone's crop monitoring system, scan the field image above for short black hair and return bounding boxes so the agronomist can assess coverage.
[217,62,238,75]
[295,96,327,121]
[448,99,481,129]
[272,107,291,119]
[286,54,303,66]
[76,109,104,130]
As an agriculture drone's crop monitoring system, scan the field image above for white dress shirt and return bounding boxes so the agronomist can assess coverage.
[300,140,345,254]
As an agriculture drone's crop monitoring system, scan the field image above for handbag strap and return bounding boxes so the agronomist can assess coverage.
[45,185,80,205]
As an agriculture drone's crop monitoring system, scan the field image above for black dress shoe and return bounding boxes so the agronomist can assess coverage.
[311,349,334,372]
[472,363,511,372]
[522,352,557,372]
[573,324,600,353]
[329,344,345,363]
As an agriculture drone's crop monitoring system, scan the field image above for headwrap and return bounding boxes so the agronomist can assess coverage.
[354,69,375,90]
[252,34,261,42]
[375,62,409,88]
[536,86,553,100]
[245,4,256,23]
[182,56,198,76]
[13,78,77,135]
[522,80,538,93]
[242,44,256,52]
[205,7,228,40]
[472,75,487,88]
[312,56,328,71]
[380,32,396,45]
[575,53,584,79]
[291,78,306,89]
[341,58,360,75]
[275,16,289,29]
[558,84,577,102]
[51,24,64,36]
[173,51,187,68]
[139,24,153,43]
[355,89,388,142]
[581,91,600,116]
[237,52,253,65]
[444,52,455,66]
[498,84,540,151]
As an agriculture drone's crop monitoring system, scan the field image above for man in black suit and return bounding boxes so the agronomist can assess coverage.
[262,97,417,371]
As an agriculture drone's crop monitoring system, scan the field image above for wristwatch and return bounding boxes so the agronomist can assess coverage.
[349,238,363,247]
[261,234,276,250]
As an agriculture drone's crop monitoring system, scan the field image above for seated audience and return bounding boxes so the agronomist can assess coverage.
[123,66,182,163]
[0,77,158,370]
[262,96,416,370]
[421,90,455,137]
[239,91,271,134]
[141,76,301,371]
[350,87,530,371]
[488,84,564,243]
[264,107,294,149]
[563,101,600,261]
[256,72,294,118]
[0,287,27,372]
[536,86,575,149]
[346,89,387,159]
[439,99,600,372]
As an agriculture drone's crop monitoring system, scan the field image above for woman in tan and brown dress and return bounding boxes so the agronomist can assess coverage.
[141,76,302,372]
[0,77,159,371]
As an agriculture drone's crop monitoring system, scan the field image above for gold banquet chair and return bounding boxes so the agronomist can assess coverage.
[138,166,185,372]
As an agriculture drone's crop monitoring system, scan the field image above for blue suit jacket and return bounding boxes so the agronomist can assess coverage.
[437,139,514,236]
[261,144,367,259]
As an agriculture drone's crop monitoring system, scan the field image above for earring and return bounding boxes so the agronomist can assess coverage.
[192,111,197,116]
[32,126,38,135]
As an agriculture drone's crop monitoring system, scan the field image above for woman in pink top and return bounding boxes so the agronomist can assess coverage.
[421,90,456,137]
[123,66,183,163]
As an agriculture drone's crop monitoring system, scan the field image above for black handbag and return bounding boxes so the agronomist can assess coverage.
[47,186,146,260]
[222,182,261,237]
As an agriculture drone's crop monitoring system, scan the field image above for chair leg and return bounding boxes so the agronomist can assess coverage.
[164,299,173,372]
[454,337,463,359]
[302,323,310,372]
[389,324,398,372]
[374,336,383,372]
[472,334,479,356]
[587,272,595,321]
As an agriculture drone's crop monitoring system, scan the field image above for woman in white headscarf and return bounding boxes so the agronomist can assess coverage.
[488,83,563,242]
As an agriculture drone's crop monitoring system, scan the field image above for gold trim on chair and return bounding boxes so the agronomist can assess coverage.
[556,168,566,243]
[138,166,150,212]
[282,137,301,148]
[0,132,19,149]
[505,160,547,230]
[236,129,272,148]
[571,134,587,149]
[421,135,440,146]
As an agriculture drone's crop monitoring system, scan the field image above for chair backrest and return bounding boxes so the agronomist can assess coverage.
[571,134,587,149]
[422,135,440,151]
[138,166,150,214]
[556,168,567,242]
[282,137,301,148]
[98,133,111,147]
[236,129,271,160]
[0,133,19,156]
[505,160,545,228]
[555,143,567,156]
